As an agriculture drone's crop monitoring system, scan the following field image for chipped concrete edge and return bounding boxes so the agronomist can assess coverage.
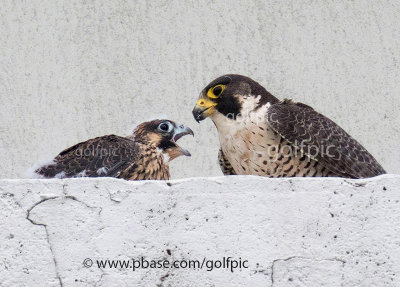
[1,175,400,286]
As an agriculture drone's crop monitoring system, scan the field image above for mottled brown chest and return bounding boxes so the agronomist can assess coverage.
[119,146,170,180]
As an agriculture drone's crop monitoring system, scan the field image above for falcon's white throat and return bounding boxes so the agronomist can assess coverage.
[211,95,271,135]
[156,147,170,163]
[210,95,274,175]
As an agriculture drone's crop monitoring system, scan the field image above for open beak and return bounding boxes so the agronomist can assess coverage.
[171,124,194,157]
[192,98,217,123]
[172,124,194,142]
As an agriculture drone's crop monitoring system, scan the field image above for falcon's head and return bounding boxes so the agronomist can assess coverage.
[192,74,279,125]
[134,120,194,161]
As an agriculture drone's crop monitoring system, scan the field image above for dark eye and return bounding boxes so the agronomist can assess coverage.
[158,122,172,132]
[208,84,226,99]
[213,86,223,96]
[160,123,169,131]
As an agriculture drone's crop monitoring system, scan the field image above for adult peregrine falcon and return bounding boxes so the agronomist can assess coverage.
[34,119,193,180]
[192,74,385,178]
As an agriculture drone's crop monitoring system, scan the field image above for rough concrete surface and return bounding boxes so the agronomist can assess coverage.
[1,175,399,286]
[0,1,399,179]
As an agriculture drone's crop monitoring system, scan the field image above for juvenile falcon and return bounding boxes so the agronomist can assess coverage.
[192,74,386,178]
[34,119,193,180]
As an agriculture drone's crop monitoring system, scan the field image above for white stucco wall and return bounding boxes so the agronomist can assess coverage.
[1,175,400,286]
[0,1,399,179]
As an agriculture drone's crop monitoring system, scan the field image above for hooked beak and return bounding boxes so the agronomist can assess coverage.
[192,98,217,123]
[172,124,194,142]
[171,124,194,157]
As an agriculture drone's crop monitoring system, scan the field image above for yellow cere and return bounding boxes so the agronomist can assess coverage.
[196,98,217,108]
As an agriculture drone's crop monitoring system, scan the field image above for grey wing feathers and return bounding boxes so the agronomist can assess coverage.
[35,135,139,178]
[267,100,386,178]
[218,149,236,175]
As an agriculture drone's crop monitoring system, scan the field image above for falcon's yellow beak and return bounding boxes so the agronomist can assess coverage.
[192,98,217,123]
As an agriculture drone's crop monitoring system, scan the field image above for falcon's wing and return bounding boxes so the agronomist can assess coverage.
[35,135,139,178]
[267,100,386,178]
[218,149,236,175]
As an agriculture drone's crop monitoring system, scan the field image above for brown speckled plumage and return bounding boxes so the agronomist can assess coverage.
[193,74,386,179]
[35,120,193,180]
[267,99,386,178]
[218,149,236,175]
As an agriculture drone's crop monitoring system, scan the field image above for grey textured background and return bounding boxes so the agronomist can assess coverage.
[0,1,399,179]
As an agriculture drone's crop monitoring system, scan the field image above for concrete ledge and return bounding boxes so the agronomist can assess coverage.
[1,175,399,286]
